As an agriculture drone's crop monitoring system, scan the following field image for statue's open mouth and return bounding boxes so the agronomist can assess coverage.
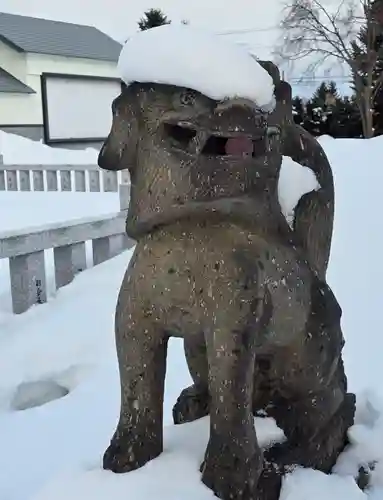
[163,122,266,158]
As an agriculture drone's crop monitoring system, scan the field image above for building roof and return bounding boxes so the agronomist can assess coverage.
[0,68,35,93]
[0,12,122,62]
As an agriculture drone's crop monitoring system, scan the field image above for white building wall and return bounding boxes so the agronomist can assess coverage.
[26,53,119,78]
[0,40,27,82]
[0,93,41,125]
[1,51,119,126]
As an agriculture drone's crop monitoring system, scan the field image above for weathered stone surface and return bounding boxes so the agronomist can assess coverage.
[98,63,355,500]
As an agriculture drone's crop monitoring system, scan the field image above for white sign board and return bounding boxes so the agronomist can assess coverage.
[42,74,121,142]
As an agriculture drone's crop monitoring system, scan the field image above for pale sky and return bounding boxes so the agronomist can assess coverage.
[0,0,282,47]
[0,0,351,96]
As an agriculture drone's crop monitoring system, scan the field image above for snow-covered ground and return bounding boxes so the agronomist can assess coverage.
[0,130,98,165]
[0,134,382,500]
[0,192,119,233]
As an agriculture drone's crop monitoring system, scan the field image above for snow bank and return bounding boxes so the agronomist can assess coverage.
[0,191,118,233]
[118,24,275,110]
[0,131,99,165]
[319,136,383,396]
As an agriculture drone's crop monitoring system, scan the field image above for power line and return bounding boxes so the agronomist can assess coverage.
[213,26,353,83]
[289,76,350,80]
[289,76,351,81]
[216,26,280,36]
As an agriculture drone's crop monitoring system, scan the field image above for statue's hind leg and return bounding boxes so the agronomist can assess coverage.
[255,360,355,500]
[268,279,355,469]
[265,364,355,471]
[173,334,210,424]
[256,281,356,499]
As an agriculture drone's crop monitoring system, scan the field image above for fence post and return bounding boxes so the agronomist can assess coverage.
[46,170,58,191]
[19,171,31,191]
[32,170,44,191]
[6,171,17,191]
[53,241,88,289]
[71,242,87,273]
[9,251,47,314]
[119,170,130,211]
[0,155,5,191]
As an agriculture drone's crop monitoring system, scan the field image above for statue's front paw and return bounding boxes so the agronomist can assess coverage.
[103,430,162,473]
[200,438,263,500]
[172,384,210,424]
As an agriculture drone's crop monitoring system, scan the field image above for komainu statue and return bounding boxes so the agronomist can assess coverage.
[98,60,355,500]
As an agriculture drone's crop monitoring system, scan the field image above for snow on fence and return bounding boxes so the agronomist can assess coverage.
[0,211,134,314]
[0,155,130,193]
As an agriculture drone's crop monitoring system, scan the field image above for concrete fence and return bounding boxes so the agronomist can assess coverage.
[0,154,133,314]
[0,211,134,314]
[0,155,130,193]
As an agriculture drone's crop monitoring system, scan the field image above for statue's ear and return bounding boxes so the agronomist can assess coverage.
[257,60,293,121]
[257,60,292,106]
[257,60,281,86]
[98,84,140,172]
[275,81,292,106]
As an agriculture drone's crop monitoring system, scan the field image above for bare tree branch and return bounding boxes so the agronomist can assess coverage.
[276,0,383,137]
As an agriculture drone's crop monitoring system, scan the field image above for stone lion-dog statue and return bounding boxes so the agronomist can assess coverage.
[98,61,355,500]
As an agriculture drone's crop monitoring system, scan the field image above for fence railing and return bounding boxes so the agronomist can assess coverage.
[0,163,121,193]
[0,155,130,193]
[0,211,134,314]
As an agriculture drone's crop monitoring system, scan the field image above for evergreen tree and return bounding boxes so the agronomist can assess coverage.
[327,80,340,98]
[292,96,305,125]
[304,82,333,136]
[332,97,363,138]
[138,8,171,31]
[292,83,362,138]
[303,80,348,137]
[311,82,329,108]
[303,101,322,136]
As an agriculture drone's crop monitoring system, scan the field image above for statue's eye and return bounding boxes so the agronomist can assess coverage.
[163,122,196,149]
[180,90,195,106]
